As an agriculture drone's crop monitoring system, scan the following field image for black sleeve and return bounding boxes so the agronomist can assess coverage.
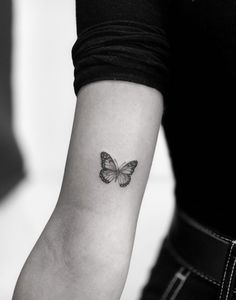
[72,0,170,97]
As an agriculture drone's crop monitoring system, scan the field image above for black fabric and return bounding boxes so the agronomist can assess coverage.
[72,19,170,97]
[167,207,236,285]
[0,0,25,200]
[139,208,236,300]
[72,0,171,97]
[72,0,236,238]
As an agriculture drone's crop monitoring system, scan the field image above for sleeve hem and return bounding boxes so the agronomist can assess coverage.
[74,71,166,98]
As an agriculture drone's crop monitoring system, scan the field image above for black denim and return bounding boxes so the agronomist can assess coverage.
[139,238,219,299]
[139,210,236,300]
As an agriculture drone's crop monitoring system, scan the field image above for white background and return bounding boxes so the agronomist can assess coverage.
[0,0,175,299]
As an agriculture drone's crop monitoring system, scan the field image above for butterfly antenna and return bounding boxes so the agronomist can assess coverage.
[114,158,118,169]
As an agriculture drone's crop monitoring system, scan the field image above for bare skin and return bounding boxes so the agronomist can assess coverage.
[13,80,163,300]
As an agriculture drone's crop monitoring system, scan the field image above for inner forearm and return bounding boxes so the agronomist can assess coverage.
[12,80,163,300]
[54,80,163,297]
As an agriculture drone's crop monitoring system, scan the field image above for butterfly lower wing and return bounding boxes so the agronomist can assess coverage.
[101,151,117,171]
[99,169,116,184]
[118,173,131,187]
[118,160,138,187]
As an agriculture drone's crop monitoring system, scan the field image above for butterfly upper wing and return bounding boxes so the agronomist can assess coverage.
[101,151,117,171]
[118,160,138,187]
[100,151,117,184]
[119,160,138,175]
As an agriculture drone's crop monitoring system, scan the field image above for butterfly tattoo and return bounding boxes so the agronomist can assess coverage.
[99,151,138,187]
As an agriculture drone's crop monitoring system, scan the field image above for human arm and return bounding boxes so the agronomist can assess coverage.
[13,80,163,300]
[56,79,164,299]
[12,0,170,299]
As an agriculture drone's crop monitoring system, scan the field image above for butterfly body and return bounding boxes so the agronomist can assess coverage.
[99,151,138,187]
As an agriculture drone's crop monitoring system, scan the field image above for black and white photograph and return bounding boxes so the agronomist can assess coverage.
[0,0,235,299]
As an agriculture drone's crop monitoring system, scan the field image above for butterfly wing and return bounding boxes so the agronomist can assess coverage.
[99,169,117,184]
[99,151,117,184]
[118,160,138,187]
[100,151,117,171]
[117,173,131,187]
